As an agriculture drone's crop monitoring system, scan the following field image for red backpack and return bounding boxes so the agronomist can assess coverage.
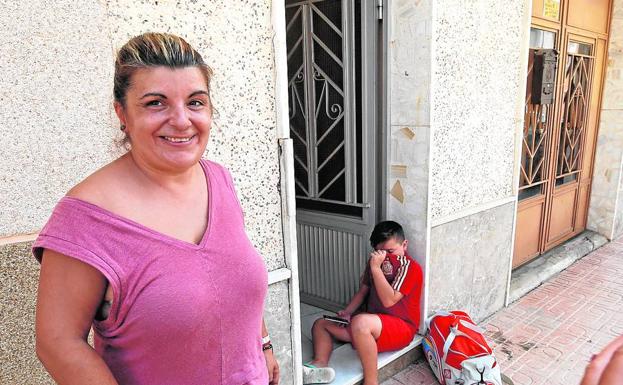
[422,310,502,385]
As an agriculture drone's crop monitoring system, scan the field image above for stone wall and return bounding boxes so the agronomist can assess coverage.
[588,0,623,240]
[0,1,293,383]
[388,0,530,323]
[426,0,529,321]
[387,0,432,329]
[428,202,515,321]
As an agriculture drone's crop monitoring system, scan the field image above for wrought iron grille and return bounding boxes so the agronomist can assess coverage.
[556,51,593,186]
[286,0,363,215]
[519,50,554,200]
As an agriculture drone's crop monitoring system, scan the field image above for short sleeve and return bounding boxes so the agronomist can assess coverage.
[391,256,422,296]
[360,264,371,287]
[32,199,125,328]
[33,235,121,289]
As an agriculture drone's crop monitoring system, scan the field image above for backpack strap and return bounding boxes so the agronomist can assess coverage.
[442,326,492,359]
[442,326,458,359]
[459,319,485,335]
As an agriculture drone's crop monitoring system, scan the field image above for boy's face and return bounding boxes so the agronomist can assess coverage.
[374,237,408,256]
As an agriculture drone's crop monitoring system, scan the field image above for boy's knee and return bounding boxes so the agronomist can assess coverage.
[350,315,372,335]
[312,318,329,331]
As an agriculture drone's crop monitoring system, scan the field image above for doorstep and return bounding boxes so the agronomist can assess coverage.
[327,336,422,385]
[300,303,422,385]
[508,230,608,304]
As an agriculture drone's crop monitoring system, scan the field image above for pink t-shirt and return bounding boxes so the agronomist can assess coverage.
[33,159,269,385]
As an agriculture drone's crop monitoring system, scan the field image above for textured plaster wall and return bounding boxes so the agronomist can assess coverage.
[263,281,294,385]
[428,202,515,322]
[387,0,531,324]
[1,0,291,383]
[0,1,117,236]
[588,0,623,240]
[0,243,50,385]
[388,0,529,324]
[388,0,431,262]
[0,0,284,270]
[429,0,527,221]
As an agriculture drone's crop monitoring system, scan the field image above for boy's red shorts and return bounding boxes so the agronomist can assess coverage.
[375,314,416,352]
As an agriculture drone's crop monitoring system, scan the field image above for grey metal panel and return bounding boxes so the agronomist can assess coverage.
[297,221,368,308]
[342,0,356,202]
[303,5,317,196]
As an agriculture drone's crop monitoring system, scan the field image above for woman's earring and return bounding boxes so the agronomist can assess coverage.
[120,124,126,131]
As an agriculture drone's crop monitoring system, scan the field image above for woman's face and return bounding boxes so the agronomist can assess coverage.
[115,66,212,173]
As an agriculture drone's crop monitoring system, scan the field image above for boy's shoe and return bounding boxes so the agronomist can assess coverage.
[302,363,335,384]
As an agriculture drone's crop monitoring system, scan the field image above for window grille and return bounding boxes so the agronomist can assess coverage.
[286,0,364,216]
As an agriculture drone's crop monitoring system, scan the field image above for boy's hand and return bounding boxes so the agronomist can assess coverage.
[337,310,352,322]
[369,250,387,269]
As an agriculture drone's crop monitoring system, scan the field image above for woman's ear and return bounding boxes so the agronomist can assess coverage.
[113,101,127,128]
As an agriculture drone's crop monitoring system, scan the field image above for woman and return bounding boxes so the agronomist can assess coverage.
[33,32,279,385]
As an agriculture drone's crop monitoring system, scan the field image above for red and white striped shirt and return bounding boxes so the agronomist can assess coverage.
[361,253,423,330]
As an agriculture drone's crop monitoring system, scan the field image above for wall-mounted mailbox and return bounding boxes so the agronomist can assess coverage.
[531,49,558,105]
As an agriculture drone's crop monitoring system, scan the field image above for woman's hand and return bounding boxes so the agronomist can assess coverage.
[264,348,280,384]
[580,335,623,385]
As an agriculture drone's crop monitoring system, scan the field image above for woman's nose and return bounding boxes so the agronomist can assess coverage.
[169,104,191,129]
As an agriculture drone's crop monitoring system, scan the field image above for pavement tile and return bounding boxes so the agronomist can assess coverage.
[380,379,404,385]
[382,236,623,385]
[392,361,437,385]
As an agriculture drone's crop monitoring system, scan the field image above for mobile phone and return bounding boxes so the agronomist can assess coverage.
[323,314,350,325]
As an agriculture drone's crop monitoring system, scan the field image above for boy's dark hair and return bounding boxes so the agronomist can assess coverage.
[369,221,405,247]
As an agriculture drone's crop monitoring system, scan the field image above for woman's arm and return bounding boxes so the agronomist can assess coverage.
[36,250,119,385]
[262,319,279,384]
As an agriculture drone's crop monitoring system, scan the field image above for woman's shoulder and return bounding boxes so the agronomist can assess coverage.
[66,157,127,207]
[200,158,227,173]
[201,158,234,184]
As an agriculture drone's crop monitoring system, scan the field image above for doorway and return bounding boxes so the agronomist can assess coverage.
[285,0,383,310]
[513,0,611,268]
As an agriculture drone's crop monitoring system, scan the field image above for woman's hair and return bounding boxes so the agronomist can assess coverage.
[113,32,213,107]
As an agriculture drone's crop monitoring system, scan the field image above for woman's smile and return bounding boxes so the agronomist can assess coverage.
[160,134,198,145]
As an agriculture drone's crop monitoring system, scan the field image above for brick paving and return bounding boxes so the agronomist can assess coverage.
[383,236,623,385]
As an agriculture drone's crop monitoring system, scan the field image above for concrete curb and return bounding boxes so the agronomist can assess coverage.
[508,230,608,304]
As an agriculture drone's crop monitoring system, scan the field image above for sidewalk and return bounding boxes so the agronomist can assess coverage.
[383,236,623,385]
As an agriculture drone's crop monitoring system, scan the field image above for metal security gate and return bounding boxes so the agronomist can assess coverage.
[285,0,382,310]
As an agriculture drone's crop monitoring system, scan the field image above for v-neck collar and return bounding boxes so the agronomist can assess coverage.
[61,160,212,249]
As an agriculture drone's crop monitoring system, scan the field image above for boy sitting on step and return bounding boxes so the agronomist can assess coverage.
[303,221,423,385]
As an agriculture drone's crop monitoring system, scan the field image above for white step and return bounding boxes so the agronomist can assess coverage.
[300,303,422,385]
[325,335,422,385]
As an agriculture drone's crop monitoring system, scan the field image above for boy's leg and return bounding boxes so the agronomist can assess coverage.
[350,313,383,385]
[310,318,352,366]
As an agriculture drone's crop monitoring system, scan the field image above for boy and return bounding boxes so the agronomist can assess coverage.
[303,221,423,385]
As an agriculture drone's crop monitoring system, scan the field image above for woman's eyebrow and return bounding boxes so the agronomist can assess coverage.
[140,92,166,99]
[189,90,209,98]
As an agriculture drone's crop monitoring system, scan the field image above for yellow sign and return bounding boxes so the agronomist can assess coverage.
[544,0,560,19]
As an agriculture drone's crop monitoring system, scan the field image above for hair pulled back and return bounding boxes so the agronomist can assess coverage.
[113,32,213,107]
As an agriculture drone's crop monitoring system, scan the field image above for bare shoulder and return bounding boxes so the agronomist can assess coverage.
[66,156,128,207]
